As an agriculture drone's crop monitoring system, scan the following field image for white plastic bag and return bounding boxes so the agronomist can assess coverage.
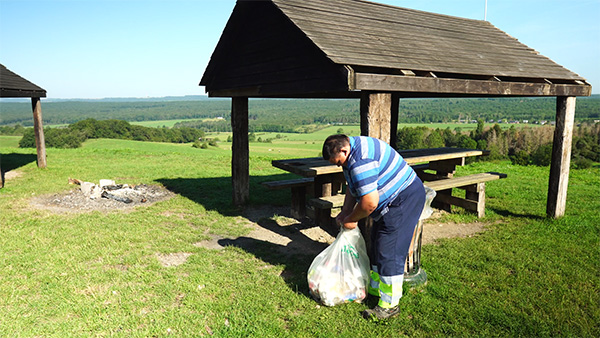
[419,185,437,220]
[307,226,370,306]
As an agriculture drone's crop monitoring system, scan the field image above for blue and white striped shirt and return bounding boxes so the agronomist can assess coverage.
[344,136,416,220]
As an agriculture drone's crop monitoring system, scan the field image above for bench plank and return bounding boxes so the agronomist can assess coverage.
[261,177,314,189]
[262,177,315,219]
[424,172,507,191]
[308,194,345,209]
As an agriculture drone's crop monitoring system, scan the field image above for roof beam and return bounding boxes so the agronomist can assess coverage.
[353,73,592,97]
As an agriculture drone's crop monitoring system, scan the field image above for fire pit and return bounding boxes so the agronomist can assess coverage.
[30,179,174,213]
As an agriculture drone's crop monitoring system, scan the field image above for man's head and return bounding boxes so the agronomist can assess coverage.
[322,134,351,167]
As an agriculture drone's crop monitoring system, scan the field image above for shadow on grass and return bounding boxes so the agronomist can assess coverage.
[488,207,546,220]
[158,174,335,296]
[217,217,330,295]
[1,153,38,186]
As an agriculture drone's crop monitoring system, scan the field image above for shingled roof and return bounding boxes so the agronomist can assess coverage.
[201,0,591,98]
[0,64,47,98]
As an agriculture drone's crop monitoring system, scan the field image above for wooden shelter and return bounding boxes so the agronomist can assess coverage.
[200,0,592,218]
[0,64,47,188]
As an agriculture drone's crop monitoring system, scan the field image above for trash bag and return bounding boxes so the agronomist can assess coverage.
[307,226,370,306]
[419,185,437,220]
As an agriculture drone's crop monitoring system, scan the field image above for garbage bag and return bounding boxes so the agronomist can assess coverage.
[307,226,370,306]
[419,185,437,220]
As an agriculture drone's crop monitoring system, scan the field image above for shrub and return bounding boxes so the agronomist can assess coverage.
[572,156,593,169]
[510,150,531,166]
[531,144,553,166]
[19,128,86,149]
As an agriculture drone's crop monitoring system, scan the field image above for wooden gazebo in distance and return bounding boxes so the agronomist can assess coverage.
[200,0,592,218]
[0,64,47,188]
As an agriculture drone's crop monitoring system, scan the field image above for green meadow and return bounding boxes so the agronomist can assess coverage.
[0,126,598,337]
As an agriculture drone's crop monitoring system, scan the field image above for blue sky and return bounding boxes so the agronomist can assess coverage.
[1,0,598,98]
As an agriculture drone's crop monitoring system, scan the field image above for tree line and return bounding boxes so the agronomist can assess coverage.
[396,121,599,168]
[2,96,599,128]
[18,119,204,149]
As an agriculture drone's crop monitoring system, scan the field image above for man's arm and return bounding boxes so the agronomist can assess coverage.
[341,190,379,229]
[335,190,356,227]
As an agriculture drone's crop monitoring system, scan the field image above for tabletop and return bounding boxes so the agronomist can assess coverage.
[272,147,488,177]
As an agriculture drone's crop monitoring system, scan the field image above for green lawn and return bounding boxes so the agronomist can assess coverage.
[1,134,598,337]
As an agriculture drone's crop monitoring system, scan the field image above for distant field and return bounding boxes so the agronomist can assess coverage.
[0,135,21,148]
[130,119,204,128]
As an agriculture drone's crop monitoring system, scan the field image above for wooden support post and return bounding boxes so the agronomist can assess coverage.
[31,97,47,168]
[390,94,400,150]
[547,96,576,218]
[231,97,249,206]
[360,92,392,144]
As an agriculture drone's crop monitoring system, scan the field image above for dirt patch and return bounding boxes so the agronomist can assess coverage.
[30,184,174,213]
[421,210,490,245]
[193,207,494,256]
[194,206,335,257]
[3,170,23,180]
[156,252,193,267]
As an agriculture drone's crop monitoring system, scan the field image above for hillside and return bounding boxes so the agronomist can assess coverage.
[1,96,599,127]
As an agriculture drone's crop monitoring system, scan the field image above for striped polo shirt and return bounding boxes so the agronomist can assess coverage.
[344,136,416,220]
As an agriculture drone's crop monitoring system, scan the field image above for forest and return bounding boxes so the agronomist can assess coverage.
[1,96,599,128]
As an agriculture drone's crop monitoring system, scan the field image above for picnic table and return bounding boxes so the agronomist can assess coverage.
[266,147,507,284]
[267,147,506,221]
[271,147,487,195]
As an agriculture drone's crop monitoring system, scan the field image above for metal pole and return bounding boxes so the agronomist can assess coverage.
[484,0,488,21]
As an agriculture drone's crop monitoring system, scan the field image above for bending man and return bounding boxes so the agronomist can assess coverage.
[322,134,426,320]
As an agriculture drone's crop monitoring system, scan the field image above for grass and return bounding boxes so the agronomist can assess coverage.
[1,132,598,337]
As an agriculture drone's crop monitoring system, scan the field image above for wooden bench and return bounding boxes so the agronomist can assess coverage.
[308,172,507,227]
[424,172,507,218]
[308,194,346,228]
[261,177,314,219]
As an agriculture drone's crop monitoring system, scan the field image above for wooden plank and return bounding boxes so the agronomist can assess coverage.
[309,194,346,209]
[31,97,47,169]
[400,148,486,164]
[547,96,576,218]
[231,97,249,206]
[354,73,592,97]
[433,192,479,212]
[424,172,507,191]
[344,55,582,81]
[261,177,314,189]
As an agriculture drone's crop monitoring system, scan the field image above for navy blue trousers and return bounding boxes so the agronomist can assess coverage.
[371,177,426,283]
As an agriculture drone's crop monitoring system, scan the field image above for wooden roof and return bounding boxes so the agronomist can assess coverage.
[200,0,591,98]
[0,64,47,98]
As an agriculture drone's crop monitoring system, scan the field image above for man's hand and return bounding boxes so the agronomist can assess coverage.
[341,220,358,229]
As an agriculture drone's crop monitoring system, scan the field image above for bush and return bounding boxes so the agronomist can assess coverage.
[510,150,531,166]
[531,144,553,166]
[19,128,86,149]
[572,156,593,169]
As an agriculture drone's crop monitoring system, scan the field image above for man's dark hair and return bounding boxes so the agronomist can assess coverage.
[322,134,349,160]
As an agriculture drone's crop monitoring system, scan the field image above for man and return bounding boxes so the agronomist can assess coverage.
[322,134,426,320]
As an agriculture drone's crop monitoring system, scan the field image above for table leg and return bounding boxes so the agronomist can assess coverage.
[290,186,307,219]
[428,158,463,212]
[313,173,345,197]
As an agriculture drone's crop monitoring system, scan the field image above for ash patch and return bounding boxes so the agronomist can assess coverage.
[156,252,192,267]
[30,184,174,213]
